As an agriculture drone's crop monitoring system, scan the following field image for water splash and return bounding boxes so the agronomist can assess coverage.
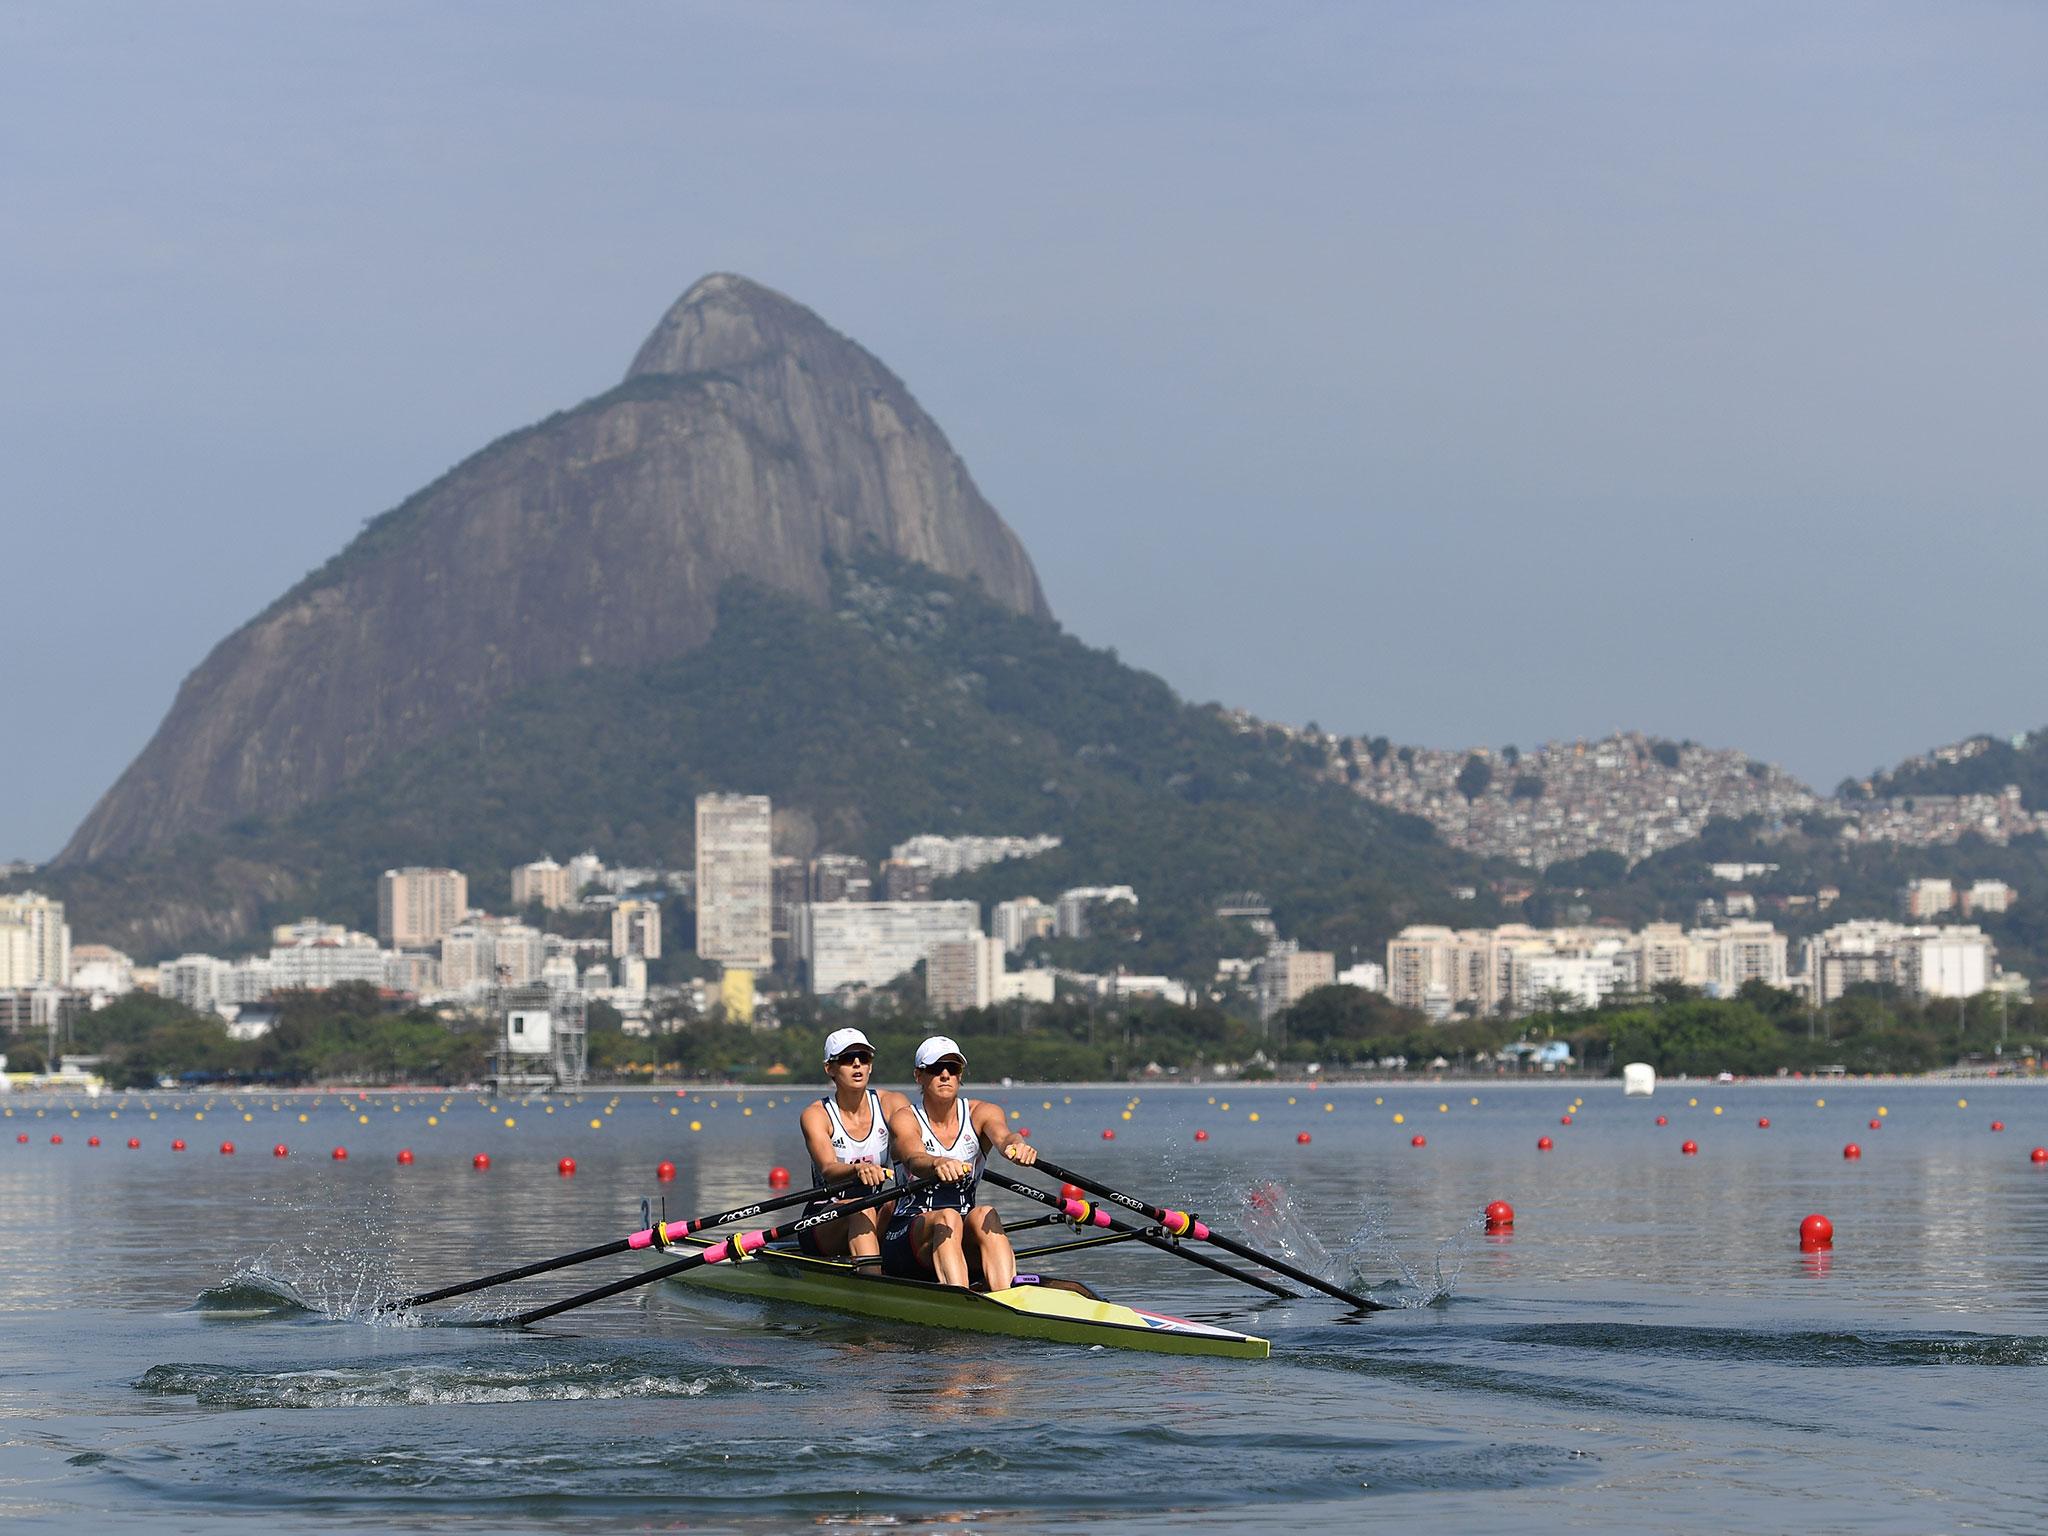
[195,1187,416,1325]
[1338,1208,1464,1308]
[1233,1182,1461,1309]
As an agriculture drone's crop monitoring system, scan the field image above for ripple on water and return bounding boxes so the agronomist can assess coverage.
[135,1358,802,1408]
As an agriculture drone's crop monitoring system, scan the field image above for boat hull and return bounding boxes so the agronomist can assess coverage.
[664,1239,1269,1359]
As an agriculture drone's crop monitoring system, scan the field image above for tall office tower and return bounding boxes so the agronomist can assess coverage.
[695,794,774,969]
[378,867,469,947]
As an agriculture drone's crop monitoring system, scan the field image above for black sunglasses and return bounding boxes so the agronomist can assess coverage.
[922,1060,964,1077]
[832,1050,874,1066]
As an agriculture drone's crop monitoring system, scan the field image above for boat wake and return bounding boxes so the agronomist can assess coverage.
[135,1358,803,1409]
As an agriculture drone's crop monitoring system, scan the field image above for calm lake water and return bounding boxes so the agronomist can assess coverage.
[4,1077,2046,1533]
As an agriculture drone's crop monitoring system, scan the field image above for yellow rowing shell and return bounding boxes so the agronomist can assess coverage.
[666,1237,1270,1360]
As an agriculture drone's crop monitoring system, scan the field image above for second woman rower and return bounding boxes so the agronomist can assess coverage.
[882,1034,1039,1290]
[797,1028,911,1263]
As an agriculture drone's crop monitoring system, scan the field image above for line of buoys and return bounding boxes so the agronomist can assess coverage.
[1681,1140,1699,1156]
[1484,1200,1514,1230]
[1800,1213,1833,1250]
[1843,1143,1862,1160]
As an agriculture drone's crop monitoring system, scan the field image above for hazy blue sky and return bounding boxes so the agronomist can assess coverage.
[5,4,2044,860]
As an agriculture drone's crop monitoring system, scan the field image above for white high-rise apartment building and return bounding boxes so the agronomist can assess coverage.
[695,794,773,969]
[438,918,547,993]
[0,891,70,988]
[800,900,981,995]
[927,935,1004,1013]
[1386,926,1456,1012]
[1802,920,1996,1004]
[512,858,574,911]
[612,899,663,961]
[1258,943,1335,1022]
[1962,880,2016,916]
[378,867,469,947]
[992,897,1057,953]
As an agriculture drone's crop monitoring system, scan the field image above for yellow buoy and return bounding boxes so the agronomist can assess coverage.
[1248,1111,1259,1122]
[690,1120,702,1131]
[1393,1112,1405,1125]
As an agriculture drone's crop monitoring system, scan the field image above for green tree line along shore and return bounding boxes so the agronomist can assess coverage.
[22,980,2038,1091]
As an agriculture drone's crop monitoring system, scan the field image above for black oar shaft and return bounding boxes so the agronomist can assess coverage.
[502,1181,928,1329]
[984,1170,1297,1300]
[1028,1156,1387,1313]
[392,1181,842,1311]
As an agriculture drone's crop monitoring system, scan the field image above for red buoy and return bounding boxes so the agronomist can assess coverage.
[1484,1199,1514,1229]
[126,1137,140,1149]
[393,1148,410,1164]
[88,1135,101,1147]
[1799,1213,1834,1250]
[272,1144,288,1157]
[767,1165,790,1187]
[219,1141,235,1155]
[1868,1119,1882,1130]
[1680,1140,1699,1156]
[1017,1127,1031,1138]
[472,1153,491,1171]
[1537,1136,1554,1151]
[1757,1118,1771,1129]
[49,1134,63,1145]
[14,1133,25,1144]
[333,1146,350,1161]
[172,1139,187,1151]
[1101,1129,1116,1140]
[1843,1143,1862,1160]
[655,1159,676,1180]
[1061,1183,1085,1201]
[2032,1147,2047,1164]
[1560,1114,1573,1125]
[1194,1130,1209,1142]
[1991,1121,2005,1132]
[557,1157,576,1177]
[1655,1115,1668,1126]
[1297,1131,1312,1144]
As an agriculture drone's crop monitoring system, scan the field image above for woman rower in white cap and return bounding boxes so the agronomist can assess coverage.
[881,1035,1038,1290]
[796,1027,911,1263]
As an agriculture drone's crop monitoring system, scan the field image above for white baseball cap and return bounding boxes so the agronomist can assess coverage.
[914,1035,967,1070]
[822,1027,874,1063]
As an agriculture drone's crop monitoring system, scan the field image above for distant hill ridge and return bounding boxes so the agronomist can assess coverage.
[60,274,1047,866]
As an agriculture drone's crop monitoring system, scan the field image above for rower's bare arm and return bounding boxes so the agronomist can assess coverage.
[979,1101,1037,1165]
[800,1104,886,1186]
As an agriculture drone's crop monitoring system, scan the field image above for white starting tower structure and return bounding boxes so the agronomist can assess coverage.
[487,982,588,1093]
